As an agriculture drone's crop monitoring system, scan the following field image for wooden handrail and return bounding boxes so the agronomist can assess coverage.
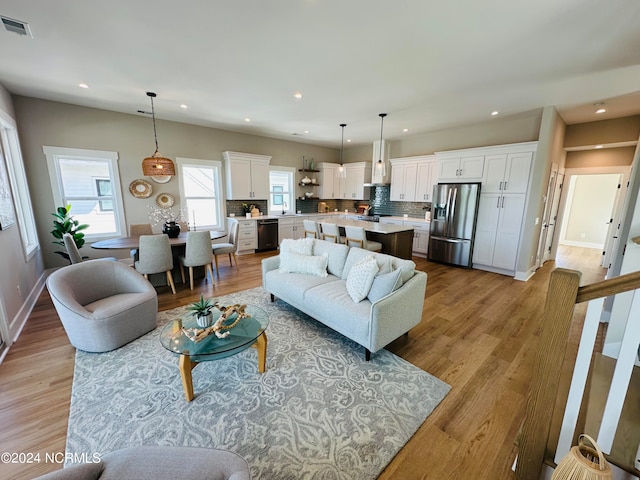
[576,269,640,304]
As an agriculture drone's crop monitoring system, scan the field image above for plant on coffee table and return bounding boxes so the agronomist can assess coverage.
[186,295,217,328]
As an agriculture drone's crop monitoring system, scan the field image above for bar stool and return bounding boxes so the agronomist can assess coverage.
[344,225,382,252]
[303,219,322,239]
[321,223,342,244]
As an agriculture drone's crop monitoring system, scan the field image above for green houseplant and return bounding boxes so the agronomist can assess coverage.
[186,295,217,328]
[51,204,89,263]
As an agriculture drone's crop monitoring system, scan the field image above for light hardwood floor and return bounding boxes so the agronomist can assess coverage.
[0,246,605,480]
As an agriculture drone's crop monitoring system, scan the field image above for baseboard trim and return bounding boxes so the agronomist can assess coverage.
[515,268,536,282]
[9,269,49,344]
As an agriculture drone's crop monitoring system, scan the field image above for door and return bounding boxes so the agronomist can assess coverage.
[543,172,564,263]
[537,166,558,267]
[602,176,623,268]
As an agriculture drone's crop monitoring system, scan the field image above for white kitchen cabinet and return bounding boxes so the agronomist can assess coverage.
[473,193,525,271]
[318,163,344,199]
[236,219,257,254]
[342,162,370,200]
[278,217,304,243]
[390,155,437,202]
[390,162,418,201]
[483,152,532,194]
[223,151,271,200]
[437,155,484,182]
[404,220,430,256]
[416,159,439,202]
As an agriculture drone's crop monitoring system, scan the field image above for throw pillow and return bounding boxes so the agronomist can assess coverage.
[346,255,379,303]
[279,251,328,277]
[280,237,313,256]
[367,268,403,303]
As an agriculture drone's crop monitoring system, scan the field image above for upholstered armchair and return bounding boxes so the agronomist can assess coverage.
[46,260,158,353]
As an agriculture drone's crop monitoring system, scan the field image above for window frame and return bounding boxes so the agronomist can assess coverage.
[43,146,126,241]
[268,167,295,214]
[176,157,225,232]
[0,111,39,261]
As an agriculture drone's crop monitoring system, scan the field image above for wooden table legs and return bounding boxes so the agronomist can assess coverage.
[177,331,268,402]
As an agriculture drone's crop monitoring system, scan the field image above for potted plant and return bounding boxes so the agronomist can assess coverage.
[50,204,89,263]
[186,295,217,328]
[242,203,255,218]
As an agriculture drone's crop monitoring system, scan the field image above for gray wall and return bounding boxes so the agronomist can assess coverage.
[0,86,45,343]
[12,96,339,268]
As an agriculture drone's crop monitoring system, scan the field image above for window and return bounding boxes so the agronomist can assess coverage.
[269,168,294,214]
[177,157,224,231]
[0,116,39,260]
[44,146,126,239]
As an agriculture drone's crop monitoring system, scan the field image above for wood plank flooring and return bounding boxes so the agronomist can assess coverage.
[0,246,605,480]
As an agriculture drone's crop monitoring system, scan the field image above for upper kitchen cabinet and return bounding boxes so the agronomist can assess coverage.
[318,162,344,199]
[343,162,371,200]
[482,151,533,194]
[437,155,485,182]
[223,151,271,200]
[390,155,437,202]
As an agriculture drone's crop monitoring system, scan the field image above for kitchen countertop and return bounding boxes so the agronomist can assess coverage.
[230,212,430,224]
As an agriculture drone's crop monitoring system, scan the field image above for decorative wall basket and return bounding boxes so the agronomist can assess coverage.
[551,435,612,480]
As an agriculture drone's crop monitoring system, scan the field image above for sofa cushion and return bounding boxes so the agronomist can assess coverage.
[342,247,416,284]
[279,252,328,277]
[367,267,403,303]
[345,255,379,303]
[265,269,338,305]
[302,280,372,341]
[312,239,350,277]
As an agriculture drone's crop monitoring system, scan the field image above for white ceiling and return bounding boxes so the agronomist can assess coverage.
[1,0,640,148]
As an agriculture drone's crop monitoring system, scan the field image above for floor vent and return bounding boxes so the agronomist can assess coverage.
[1,16,32,37]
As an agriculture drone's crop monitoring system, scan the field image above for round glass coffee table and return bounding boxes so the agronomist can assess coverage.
[160,304,269,401]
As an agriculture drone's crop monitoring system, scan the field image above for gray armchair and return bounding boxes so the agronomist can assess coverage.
[32,446,250,480]
[46,260,158,353]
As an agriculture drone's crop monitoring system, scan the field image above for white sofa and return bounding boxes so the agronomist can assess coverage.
[262,238,427,360]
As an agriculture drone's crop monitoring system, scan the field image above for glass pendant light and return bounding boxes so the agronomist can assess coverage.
[336,123,347,179]
[141,92,176,176]
[376,113,387,177]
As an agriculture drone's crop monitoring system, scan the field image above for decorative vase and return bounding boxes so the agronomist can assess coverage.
[196,312,213,328]
[162,221,180,238]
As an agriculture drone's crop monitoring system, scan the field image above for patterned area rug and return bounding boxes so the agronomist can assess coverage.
[67,287,450,479]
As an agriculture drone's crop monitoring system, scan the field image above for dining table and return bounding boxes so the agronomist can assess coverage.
[91,231,227,250]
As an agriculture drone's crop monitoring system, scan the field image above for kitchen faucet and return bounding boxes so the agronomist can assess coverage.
[282,201,287,215]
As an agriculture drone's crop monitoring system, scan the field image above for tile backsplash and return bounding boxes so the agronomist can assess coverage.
[226,186,430,219]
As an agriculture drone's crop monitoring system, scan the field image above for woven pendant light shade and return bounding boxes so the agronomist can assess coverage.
[142,91,176,176]
[142,150,176,176]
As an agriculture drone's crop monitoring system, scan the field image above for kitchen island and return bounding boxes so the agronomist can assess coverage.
[317,217,414,259]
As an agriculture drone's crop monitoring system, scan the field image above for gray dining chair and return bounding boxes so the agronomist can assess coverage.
[134,234,176,294]
[320,223,342,244]
[212,218,239,277]
[303,219,322,239]
[179,231,215,290]
[344,225,382,252]
[63,233,123,264]
[129,223,154,262]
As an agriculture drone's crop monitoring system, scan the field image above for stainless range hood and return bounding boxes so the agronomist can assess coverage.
[364,139,391,186]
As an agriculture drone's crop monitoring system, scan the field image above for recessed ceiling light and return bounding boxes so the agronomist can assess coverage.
[180,104,188,109]
[403,128,409,132]
[78,83,89,89]
[491,111,499,116]
[596,108,606,114]
[244,117,251,122]
[347,139,352,143]
[595,145,604,149]
[304,130,309,134]
[294,92,303,99]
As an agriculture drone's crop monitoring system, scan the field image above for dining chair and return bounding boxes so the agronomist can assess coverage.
[320,223,342,244]
[178,221,189,233]
[134,234,176,294]
[129,223,153,262]
[179,231,215,290]
[303,219,322,239]
[344,225,382,252]
[212,218,239,277]
[63,232,124,264]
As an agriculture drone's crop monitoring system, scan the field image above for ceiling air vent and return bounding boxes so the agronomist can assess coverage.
[1,16,32,37]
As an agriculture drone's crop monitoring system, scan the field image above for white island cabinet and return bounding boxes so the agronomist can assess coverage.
[223,151,271,200]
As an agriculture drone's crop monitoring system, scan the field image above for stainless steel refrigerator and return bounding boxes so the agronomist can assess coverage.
[428,183,481,268]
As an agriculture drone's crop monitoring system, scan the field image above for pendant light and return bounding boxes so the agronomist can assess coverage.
[376,113,387,177]
[141,92,176,176]
[337,123,347,179]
